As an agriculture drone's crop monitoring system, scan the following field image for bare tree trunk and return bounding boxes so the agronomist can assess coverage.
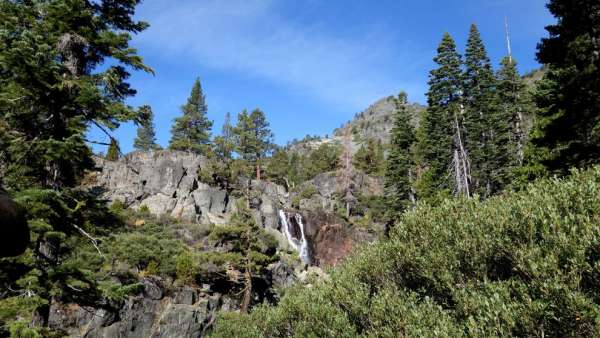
[408,168,417,208]
[453,108,471,197]
[240,219,253,313]
[256,158,261,181]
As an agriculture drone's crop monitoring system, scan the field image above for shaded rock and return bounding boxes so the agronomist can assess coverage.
[268,261,296,290]
[49,282,220,338]
[303,210,354,267]
[174,286,198,305]
[142,277,164,300]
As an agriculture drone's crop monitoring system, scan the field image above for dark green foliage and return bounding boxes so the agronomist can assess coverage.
[169,78,213,155]
[105,138,120,161]
[496,57,531,167]
[417,33,462,201]
[211,167,600,337]
[463,24,508,197]
[308,142,341,176]
[133,105,160,151]
[353,138,385,176]
[0,0,151,190]
[265,148,295,188]
[175,250,198,284]
[107,226,184,276]
[213,112,235,162]
[527,0,600,177]
[0,189,139,336]
[233,109,275,180]
[384,92,416,217]
[207,199,278,309]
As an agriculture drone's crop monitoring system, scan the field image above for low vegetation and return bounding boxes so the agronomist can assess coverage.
[211,167,600,337]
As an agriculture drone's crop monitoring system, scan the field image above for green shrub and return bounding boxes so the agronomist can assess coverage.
[106,226,184,276]
[299,185,318,200]
[176,251,199,284]
[210,167,600,337]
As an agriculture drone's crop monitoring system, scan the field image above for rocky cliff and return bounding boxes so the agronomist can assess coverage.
[85,150,379,268]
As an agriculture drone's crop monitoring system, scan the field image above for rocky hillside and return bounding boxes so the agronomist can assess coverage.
[86,150,382,267]
[333,96,425,144]
[285,96,425,161]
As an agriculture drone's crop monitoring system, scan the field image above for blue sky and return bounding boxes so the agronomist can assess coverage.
[89,0,553,154]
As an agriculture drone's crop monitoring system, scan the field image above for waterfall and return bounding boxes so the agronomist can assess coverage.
[278,210,310,264]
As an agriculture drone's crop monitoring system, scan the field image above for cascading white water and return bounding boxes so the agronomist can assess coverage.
[278,210,310,264]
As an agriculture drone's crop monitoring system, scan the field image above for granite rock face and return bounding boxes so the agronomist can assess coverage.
[48,278,222,338]
[87,150,287,230]
[88,150,381,268]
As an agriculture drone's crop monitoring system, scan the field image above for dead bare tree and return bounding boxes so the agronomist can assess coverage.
[337,129,357,217]
[452,105,471,197]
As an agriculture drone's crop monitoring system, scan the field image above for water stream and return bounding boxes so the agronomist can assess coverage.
[278,210,310,264]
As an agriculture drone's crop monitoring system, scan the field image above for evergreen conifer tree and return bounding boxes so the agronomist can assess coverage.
[0,0,152,189]
[214,112,235,161]
[527,0,600,177]
[106,139,121,161]
[418,33,465,200]
[353,139,385,176]
[169,78,213,154]
[0,1,150,334]
[463,24,510,196]
[496,57,530,168]
[385,92,416,218]
[233,109,274,180]
[208,199,277,312]
[133,105,160,151]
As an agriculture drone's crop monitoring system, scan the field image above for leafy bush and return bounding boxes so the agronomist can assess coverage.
[107,226,184,276]
[210,167,600,337]
[176,251,199,284]
[299,185,318,200]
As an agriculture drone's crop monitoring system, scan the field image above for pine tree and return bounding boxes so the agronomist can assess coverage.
[233,109,275,180]
[169,78,213,155]
[0,1,150,334]
[214,112,235,161]
[133,105,160,151]
[385,92,416,218]
[463,24,509,196]
[418,33,466,201]
[0,0,152,190]
[208,199,277,312]
[106,138,121,161]
[527,0,600,177]
[353,138,385,176]
[496,57,530,168]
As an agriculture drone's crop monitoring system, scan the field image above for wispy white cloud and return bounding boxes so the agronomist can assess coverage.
[134,0,422,111]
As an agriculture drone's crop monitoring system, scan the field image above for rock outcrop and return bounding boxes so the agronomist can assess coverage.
[87,150,381,269]
[48,278,223,338]
[87,150,287,231]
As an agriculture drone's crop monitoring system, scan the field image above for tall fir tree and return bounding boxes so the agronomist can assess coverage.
[418,33,465,201]
[169,78,213,154]
[133,105,160,151]
[496,57,531,168]
[0,1,150,334]
[214,112,235,161]
[384,92,416,219]
[463,24,510,196]
[0,0,152,190]
[233,109,274,180]
[527,0,600,177]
